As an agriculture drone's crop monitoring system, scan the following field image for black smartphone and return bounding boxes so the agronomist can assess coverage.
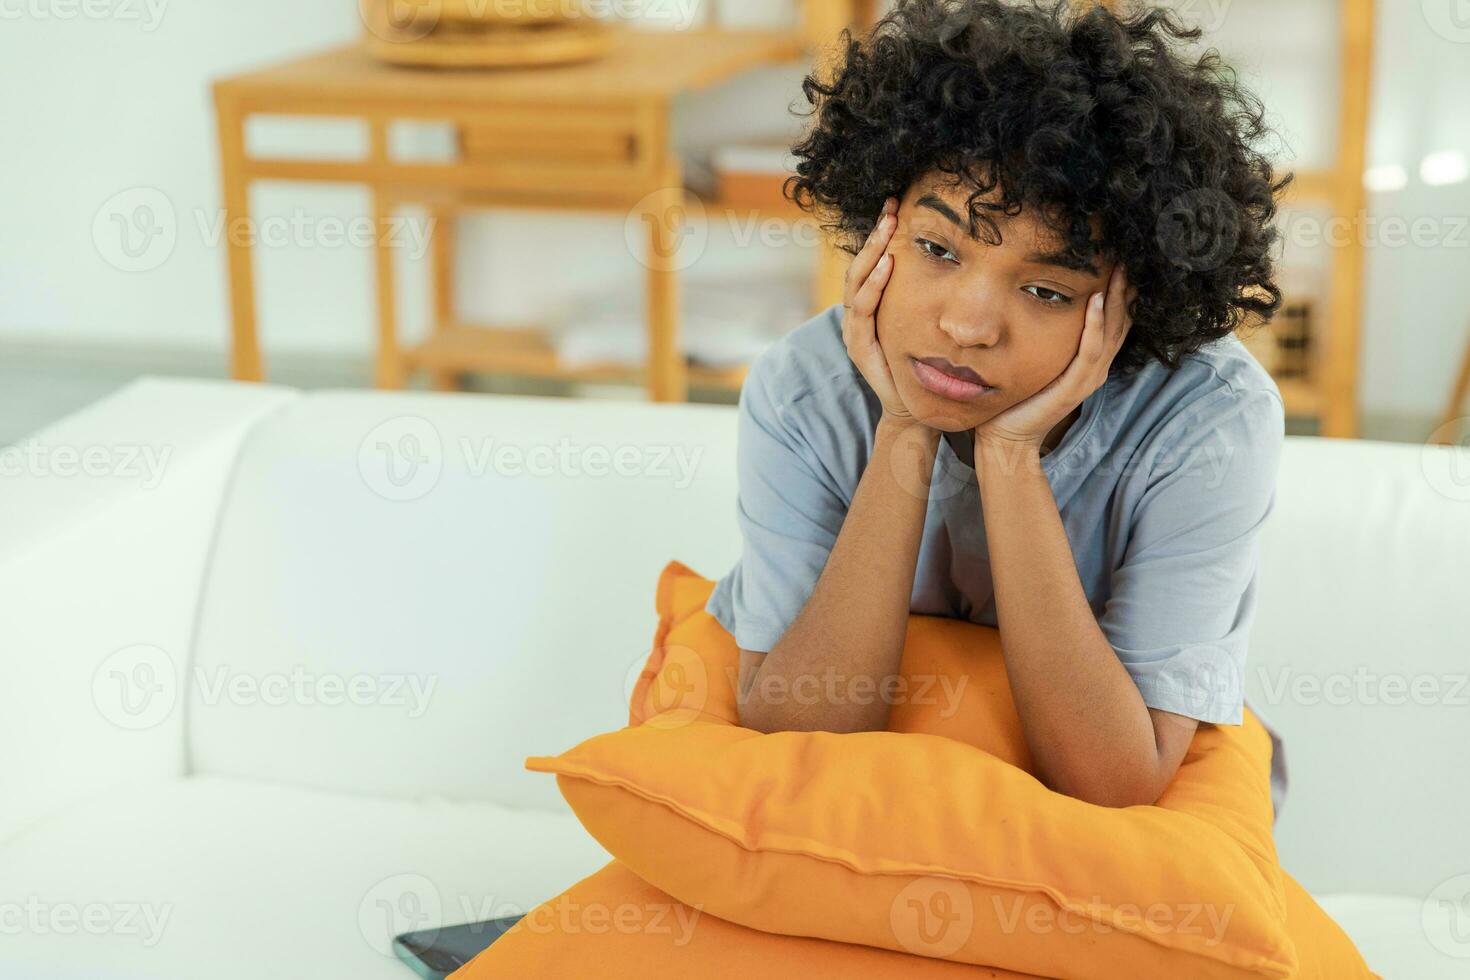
[393,915,525,979]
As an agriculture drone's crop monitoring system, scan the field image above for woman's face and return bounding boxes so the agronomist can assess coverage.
[875,172,1116,432]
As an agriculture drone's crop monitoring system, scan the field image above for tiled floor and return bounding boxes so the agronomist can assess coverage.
[0,342,1442,447]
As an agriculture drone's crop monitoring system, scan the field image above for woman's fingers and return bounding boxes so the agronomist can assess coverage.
[1066,263,1131,395]
[1105,262,1129,344]
[845,197,898,308]
[850,251,894,327]
[839,197,911,421]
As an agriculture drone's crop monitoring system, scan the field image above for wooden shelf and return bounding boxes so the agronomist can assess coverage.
[1276,377,1321,418]
[214,30,807,108]
[382,174,811,223]
[403,321,751,391]
[1278,169,1341,208]
[211,26,813,399]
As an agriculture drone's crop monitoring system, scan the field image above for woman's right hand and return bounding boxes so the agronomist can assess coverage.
[842,196,914,425]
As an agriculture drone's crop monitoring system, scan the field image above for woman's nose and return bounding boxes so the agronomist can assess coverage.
[938,311,1003,349]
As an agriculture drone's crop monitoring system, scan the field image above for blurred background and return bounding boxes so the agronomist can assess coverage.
[2,0,1469,444]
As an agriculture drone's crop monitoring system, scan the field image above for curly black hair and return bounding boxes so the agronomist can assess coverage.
[783,0,1292,378]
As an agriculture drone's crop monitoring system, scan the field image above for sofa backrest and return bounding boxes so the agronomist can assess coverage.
[1246,435,1468,898]
[188,390,741,814]
[189,388,1469,898]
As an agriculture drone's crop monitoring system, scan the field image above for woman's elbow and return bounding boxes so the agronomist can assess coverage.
[1046,764,1164,809]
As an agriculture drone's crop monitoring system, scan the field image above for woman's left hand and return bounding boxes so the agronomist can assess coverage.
[973,262,1135,451]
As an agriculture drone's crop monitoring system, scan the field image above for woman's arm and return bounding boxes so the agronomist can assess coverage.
[974,438,1198,808]
[737,194,941,735]
[737,415,939,734]
[969,264,1196,808]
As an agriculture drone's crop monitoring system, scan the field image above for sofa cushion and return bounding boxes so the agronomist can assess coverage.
[0,775,610,980]
[187,391,741,810]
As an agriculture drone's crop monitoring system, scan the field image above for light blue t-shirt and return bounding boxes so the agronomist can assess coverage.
[707,302,1289,821]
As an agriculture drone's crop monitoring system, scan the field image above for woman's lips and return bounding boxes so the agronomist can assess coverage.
[910,356,995,402]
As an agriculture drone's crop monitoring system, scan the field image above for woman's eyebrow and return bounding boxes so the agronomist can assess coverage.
[1024,248,1100,277]
[915,194,977,239]
[915,193,1101,277]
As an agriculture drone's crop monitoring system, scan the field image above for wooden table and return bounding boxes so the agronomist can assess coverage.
[213,29,834,400]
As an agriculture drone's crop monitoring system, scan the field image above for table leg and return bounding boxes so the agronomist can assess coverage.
[373,188,407,390]
[644,181,687,403]
[216,99,261,382]
[428,206,461,392]
[1434,323,1470,444]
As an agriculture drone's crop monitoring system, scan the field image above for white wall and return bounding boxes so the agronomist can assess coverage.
[1,0,1467,420]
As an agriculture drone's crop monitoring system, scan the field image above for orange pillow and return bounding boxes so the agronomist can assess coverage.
[451,859,1048,979]
[449,859,1372,979]
[522,560,1379,980]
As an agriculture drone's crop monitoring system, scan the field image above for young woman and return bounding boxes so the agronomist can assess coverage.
[708,0,1291,817]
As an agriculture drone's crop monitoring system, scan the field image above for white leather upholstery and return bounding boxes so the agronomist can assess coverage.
[1249,436,1470,898]
[0,775,610,980]
[1318,893,1469,980]
[186,390,740,810]
[1,377,1464,979]
[0,379,296,844]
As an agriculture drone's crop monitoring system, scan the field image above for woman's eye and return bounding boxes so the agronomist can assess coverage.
[1025,285,1072,306]
[913,237,957,264]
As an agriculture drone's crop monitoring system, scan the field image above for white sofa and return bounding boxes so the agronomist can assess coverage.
[1,377,1466,979]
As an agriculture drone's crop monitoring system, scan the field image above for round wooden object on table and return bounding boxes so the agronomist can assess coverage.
[435,0,577,24]
[364,18,615,68]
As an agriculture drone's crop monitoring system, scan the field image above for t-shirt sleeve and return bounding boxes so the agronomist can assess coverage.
[704,355,851,653]
[1096,384,1286,725]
